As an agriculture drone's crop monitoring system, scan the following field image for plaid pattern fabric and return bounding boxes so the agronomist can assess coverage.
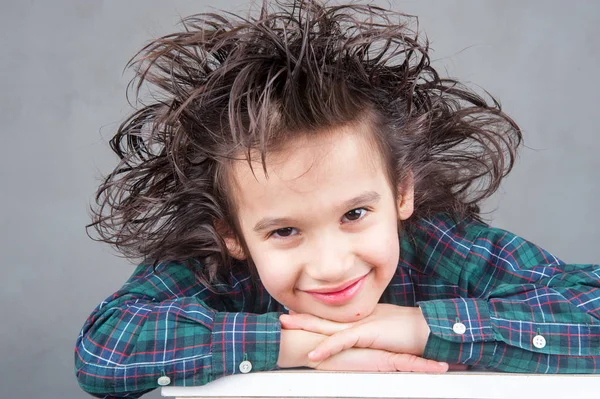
[74,215,600,398]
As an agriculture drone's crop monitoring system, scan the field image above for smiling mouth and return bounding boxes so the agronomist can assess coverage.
[304,273,369,305]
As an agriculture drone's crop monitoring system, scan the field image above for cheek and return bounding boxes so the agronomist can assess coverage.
[358,221,400,274]
[251,250,299,298]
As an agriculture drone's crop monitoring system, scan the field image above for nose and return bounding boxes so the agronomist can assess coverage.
[304,232,354,283]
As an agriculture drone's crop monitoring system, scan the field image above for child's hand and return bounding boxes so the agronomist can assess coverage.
[307,347,448,373]
[277,329,327,368]
[279,304,431,363]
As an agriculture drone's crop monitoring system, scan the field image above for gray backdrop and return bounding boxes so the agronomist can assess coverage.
[1,1,598,398]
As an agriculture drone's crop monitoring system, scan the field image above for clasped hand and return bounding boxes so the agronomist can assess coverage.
[278,304,450,373]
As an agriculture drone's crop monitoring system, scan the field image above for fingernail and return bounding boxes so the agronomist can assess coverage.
[308,351,317,359]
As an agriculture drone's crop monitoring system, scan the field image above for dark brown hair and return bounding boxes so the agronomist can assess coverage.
[88,0,521,284]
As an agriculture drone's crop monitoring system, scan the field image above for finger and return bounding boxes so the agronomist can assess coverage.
[279,313,350,335]
[312,348,391,371]
[390,353,448,373]
[308,328,368,361]
[312,348,447,373]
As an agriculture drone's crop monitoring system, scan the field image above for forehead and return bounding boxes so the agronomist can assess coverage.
[229,123,391,219]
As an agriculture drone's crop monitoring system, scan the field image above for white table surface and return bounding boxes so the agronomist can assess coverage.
[161,370,600,399]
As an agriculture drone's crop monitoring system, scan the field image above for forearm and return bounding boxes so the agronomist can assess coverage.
[418,296,600,373]
[75,295,281,396]
[424,333,600,373]
[75,262,285,396]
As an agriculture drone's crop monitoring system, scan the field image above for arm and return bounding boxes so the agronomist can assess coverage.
[417,219,600,372]
[286,217,599,373]
[74,262,281,398]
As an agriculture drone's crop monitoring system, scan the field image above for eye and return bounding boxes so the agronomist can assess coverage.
[270,227,298,239]
[342,208,368,222]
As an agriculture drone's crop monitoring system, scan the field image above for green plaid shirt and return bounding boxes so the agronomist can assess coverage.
[75,215,600,398]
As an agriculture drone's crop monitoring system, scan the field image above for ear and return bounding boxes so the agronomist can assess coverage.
[397,174,415,221]
[214,219,247,260]
[223,236,247,260]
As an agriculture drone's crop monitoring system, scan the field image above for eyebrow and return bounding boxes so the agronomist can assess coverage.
[252,191,381,233]
[341,190,381,211]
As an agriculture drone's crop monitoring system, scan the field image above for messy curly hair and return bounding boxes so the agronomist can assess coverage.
[88,0,521,284]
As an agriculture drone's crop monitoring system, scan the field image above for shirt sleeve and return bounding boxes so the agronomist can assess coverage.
[74,262,281,398]
[416,221,600,373]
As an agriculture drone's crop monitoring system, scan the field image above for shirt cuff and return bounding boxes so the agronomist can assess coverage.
[211,312,281,381]
[418,298,496,366]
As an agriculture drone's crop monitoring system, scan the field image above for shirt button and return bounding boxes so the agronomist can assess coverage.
[533,334,546,349]
[239,360,253,373]
[452,322,467,335]
[157,376,171,386]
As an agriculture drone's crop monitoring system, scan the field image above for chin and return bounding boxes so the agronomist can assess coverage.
[321,303,376,323]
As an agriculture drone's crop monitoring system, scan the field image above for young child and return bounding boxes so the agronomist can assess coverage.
[74,0,600,397]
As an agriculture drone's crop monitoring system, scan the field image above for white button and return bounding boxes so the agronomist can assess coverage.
[157,376,171,386]
[452,322,467,335]
[533,334,546,349]
[239,360,253,373]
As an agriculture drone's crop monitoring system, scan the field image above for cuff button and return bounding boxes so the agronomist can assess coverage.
[533,334,546,349]
[452,322,467,335]
[239,360,253,373]
[157,376,171,386]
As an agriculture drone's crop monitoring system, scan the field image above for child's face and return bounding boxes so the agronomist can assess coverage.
[227,123,414,322]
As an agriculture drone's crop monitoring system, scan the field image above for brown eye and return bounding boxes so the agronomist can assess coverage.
[343,208,367,222]
[272,227,296,238]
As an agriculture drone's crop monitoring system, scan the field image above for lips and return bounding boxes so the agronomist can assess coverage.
[303,273,369,305]
[306,274,366,294]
